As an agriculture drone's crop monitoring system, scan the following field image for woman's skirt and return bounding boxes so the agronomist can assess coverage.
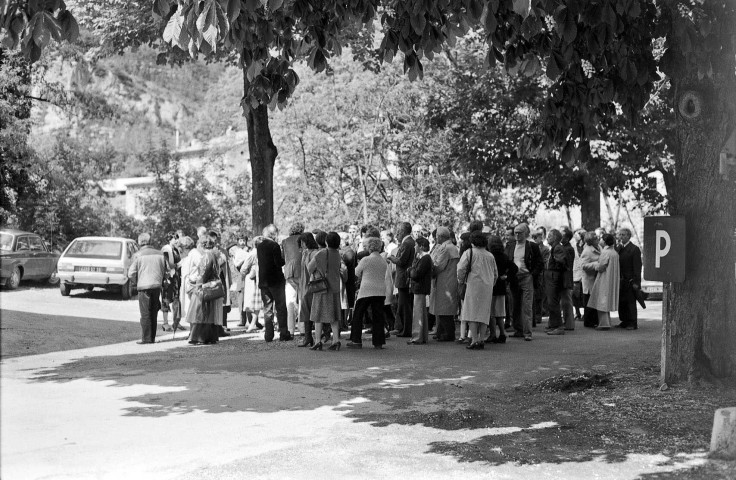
[188,323,219,344]
[490,295,506,318]
[243,278,262,311]
[310,290,341,324]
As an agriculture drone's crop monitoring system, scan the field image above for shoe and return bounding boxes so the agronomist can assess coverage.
[174,324,187,331]
[546,328,565,335]
[595,326,611,331]
[476,342,485,349]
[389,330,400,335]
[564,328,574,331]
[574,315,581,321]
[136,340,153,344]
[511,332,524,338]
[455,338,468,344]
[428,329,437,335]
[504,326,515,332]
[432,335,439,340]
[225,328,231,332]
[466,342,477,350]
[346,341,363,349]
[237,322,246,327]
[497,336,507,344]
[524,336,532,341]
[407,340,425,345]
[385,331,391,339]
[220,331,231,337]
[374,345,384,350]
[616,323,628,329]
[298,339,314,347]
[625,325,638,330]
[280,334,294,341]
[328,341,341,351]
[310,342,323,351]
[161,324,173,332]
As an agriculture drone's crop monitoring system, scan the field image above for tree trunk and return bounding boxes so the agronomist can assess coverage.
[662,62,736,383]
[245,102,277,235]
[579,177,600,230]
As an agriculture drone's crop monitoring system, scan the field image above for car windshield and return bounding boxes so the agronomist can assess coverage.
[65,239,123,259]
[0,233,13,252]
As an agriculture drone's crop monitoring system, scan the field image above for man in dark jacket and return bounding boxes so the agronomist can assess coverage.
[282,222,304,336]
[616,227,643,329]
[544,229,569,336]
[559,228,576,330]
[129,232,166,344]
[388,222,415,337]
[504,223,544,341]
[256,224,292,342]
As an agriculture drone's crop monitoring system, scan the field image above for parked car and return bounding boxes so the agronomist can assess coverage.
[56,237,139,299]
[641,279,663,301]
[0,229,60,289]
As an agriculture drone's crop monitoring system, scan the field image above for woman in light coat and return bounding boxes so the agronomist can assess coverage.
[587,233,620,330]
[457,231,498,349]
[297,232,320,347]
[579,232,601,328]
[178,236,196,325]
[429,227,460,342]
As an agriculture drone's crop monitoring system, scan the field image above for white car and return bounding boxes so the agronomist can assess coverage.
[57,237,139,299]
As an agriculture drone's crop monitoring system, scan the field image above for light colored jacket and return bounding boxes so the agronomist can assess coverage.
[429,240,460,316]
[588,246,620,312]
[128,246,165,291]
[457,246,498,323]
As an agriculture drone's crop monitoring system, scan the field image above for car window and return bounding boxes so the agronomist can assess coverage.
[16,236,30,251]
[29,236,46,252]
[126,243,135,259]
[0,233,13,252]
[64,239,123,259]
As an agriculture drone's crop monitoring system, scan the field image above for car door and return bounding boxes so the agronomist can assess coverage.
[14,235,36,277]
[29,235,55,278]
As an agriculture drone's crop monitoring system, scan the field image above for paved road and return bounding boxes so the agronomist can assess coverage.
[3,287,706,480]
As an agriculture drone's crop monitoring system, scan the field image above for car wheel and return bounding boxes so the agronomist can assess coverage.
[60,282,71,296]
[121,280,133,300]
[7,266,21,290]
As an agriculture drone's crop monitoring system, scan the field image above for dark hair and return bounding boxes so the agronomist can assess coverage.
[488,235,504,252]
[469,220,484,232]
[562,230,573,242]
[470,231,487,248]
[299,232,318,250]
[584,232,598,246]
[548,229,562,243]
[166,231,177,241]
[397,222,412,239]
[415,237,430,251]
[365,227,381,238]
[602,233,615,246]
[360,224,373,235]
[536,226,547,237]
[313,230,327,248]
[326,231,341,249]
[289,222,305,236]
[505,225,515,233]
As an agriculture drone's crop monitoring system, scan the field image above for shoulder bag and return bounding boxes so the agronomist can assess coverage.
[201,252,226,301]
[307,251,329,295]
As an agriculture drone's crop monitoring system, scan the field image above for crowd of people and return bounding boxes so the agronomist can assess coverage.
[126,219,644,349]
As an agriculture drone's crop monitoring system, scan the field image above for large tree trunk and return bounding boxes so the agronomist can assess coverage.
[245,102,277,235]
[662,54,736,383]
[579,177,600,231]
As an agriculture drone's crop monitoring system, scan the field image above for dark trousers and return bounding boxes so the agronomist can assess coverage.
[435,314,455,341]
[582,293,598,327]
[504,284,513,327]
[138,288,161,343]
[350,296,386,346]
[383,304,395,331]
[533,275,545,323]
[396,288,414,336]
[618,280,638,326]
[544,270,564,329]
[261,282,289,341]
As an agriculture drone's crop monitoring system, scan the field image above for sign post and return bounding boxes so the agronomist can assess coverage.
[644,216,686,385]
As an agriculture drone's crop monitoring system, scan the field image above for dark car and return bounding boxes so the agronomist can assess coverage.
[0,229,60,289]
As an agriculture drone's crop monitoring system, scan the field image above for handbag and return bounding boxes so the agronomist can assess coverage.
[459,248,473,300]
[202,279,225,302]
[307,252,329,295]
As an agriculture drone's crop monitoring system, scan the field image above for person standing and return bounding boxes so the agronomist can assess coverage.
[488,235,516,343]
[128,233,166,344]
[559,228,576,331]
[388,222,415,337]
[407,237,433,345]
[282,222,305,336]
[457,231,498,349]
[588,233,620,330]
[428,227,460,342]
[185,236,224,345]
[297,232,320,347]
[505,223,543,341]
[545,229,569,336]
[532,226,550,325]
[580,232,601,328]
[346,237,387,349]
[616,227,643,330]
[308,232,347,351]
[161,232,183,332]
[255,225,292,342]
[178,236,197,323]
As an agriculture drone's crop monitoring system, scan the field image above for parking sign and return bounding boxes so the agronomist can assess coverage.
[644,216,686,282]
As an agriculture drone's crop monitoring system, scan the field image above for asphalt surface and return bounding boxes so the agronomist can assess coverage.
[2,286,712,480]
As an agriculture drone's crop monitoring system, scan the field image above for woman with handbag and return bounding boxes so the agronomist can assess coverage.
[297,232,320,347]
[579,232,601,328]
[456,231,498,350]
[307,232,347,351]
[186,237,225,345]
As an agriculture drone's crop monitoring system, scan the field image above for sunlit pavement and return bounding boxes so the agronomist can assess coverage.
[3,288,705,480]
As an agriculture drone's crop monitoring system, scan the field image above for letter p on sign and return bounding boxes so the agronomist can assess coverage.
[644,216,685,282]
